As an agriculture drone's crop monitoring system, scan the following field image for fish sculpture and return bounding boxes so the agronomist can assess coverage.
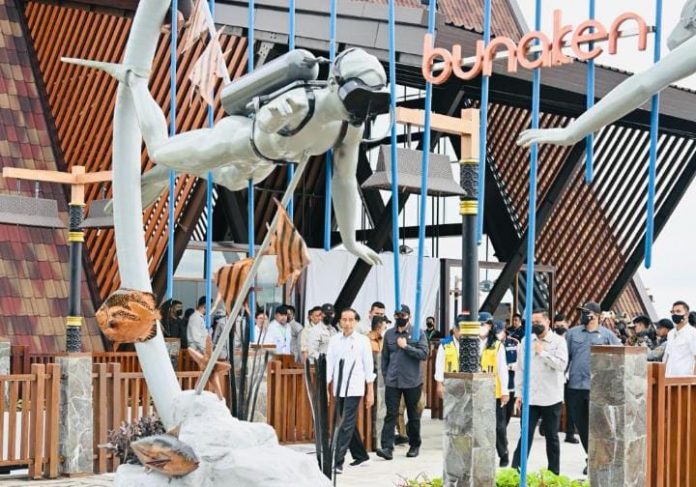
[131,425,200,478]
[96,289,161,350]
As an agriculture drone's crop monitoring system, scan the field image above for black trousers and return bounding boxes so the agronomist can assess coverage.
[564,384,576,437]
[504,391,516,426]
[566,388,590,453]
[334,396,368,468]
[496,398,509,461]
[511,402,561,475]
[381,385,422,449]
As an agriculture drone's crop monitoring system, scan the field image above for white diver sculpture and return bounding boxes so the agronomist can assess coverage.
[518,1,696,147]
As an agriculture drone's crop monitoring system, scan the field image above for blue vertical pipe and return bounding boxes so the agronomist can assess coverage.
[167,0,178,301]
[287,0,296,219]
[248,0,257,341]
[205,0,217,330]
[475,0,492,245]
[585,0,596,183]
[519,1,542,484]
[388,0,400,310]
[413,0,437,341]
[645,0,662,269]
[323,0,337,251]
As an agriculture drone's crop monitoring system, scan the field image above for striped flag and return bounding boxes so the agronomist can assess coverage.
[188,27,229,107]
[215,199,310,312]
[180,0,209,53]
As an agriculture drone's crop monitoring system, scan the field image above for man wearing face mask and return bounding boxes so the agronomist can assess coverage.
[663,300,696,377]
[424,316,443,342]
[306,303,338,360]
[511,309,568,475]
[565,301,620,473]
[376,305,429,460]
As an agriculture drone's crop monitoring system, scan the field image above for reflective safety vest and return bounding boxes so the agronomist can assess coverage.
[480,341,503,398]
[443,338,459,374]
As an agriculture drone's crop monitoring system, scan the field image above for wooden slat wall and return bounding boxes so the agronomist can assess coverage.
[24,1,249,301]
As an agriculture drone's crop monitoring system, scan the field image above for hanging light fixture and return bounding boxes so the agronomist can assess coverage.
[81,188,114,228]
[0,181,65,228]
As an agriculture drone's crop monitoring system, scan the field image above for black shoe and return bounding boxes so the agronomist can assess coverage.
[335,466,343,475]
[583,466,588,475]
[565,435,580,444]
[499,456,509,467]
[376,448,393,461]
[349,457,370,467]
[406,446,420,458]
[394,435,409,445]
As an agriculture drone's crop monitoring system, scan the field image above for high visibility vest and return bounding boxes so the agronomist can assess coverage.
[443,339,459,374]
[480,341,502,398]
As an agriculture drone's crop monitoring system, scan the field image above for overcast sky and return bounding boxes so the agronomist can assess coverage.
[513,0,696,317]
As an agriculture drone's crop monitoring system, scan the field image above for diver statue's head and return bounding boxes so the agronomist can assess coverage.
[668,0,696,50]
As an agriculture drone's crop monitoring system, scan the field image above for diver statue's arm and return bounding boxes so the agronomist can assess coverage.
[332,124,382,266]
[518,3,696,147]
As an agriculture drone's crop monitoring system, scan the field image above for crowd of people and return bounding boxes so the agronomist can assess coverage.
[433,299,696,477]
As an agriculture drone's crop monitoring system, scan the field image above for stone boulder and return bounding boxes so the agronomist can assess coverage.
[114,391,330,487]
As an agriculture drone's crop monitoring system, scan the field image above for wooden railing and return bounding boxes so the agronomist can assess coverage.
[92,362,230,474]
[266,359,373,450]
[0,363,60,479]
[424,345,443,419]
[646,362,696,487]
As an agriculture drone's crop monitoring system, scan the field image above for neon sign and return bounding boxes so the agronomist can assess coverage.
[422,10,648,84]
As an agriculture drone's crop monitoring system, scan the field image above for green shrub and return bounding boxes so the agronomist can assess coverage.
[394,473,443,487]
[496,468,588,487]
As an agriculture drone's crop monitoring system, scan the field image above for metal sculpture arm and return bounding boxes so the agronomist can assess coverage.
[332,124,382,266]
[517,35,696,147]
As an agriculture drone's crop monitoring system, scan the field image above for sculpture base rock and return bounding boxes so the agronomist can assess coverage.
[114,390,331,487]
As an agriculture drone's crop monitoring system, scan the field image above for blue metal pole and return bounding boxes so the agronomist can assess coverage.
[248,0,256,341]
[519,1,542,484]
[324,0,337,251]
[205,0,217,330]
[475,0,492,245]
[167,0,178,301]
[287,0,296,219]
[388,0,400,310]
[413,0,437,342]
[645,0,662,269]
[585,0,596,183]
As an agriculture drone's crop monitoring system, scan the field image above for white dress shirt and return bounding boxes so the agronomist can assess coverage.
[187,311,208,353]
[267,320,292,354]
[326,331,375,397]
[515,332,568,406]
[434,339,459,383]
[664,324,696,377]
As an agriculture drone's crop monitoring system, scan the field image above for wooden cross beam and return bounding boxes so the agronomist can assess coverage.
[2,166,113,206]
[396,107,480,160]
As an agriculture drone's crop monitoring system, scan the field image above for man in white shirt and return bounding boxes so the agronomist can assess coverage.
[327,308,375,473]
[301,306,323,362]
[511,309,568,476]
[434,326,461,398]
[187,296,210,353]
[267,305,292,354]
[663,300,696,377]
[253,310,274,345]
[359,301,386,334]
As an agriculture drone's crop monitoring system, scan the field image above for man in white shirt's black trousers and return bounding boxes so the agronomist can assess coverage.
[326,308,375,473]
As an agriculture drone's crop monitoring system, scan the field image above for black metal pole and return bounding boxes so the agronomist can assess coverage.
[66,204,84,352]
[458,158,480,373]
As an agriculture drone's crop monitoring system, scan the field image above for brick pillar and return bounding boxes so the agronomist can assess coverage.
[57,354,93,475]
[589,346,647,486]
[443,373,496,487]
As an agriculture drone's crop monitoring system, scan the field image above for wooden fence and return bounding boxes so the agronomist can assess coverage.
[424,345,443,419]
[266,359,373,450]
[0,363,60,479]
[92,362,230,474]
[646,362,696,486]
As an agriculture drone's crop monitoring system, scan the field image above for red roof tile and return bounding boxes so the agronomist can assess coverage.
[0,0,103,353]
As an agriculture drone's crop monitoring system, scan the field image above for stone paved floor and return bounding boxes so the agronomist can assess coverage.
[1,413,587,486]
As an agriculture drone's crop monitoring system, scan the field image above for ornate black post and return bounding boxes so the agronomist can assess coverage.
[66,204,84,352]
[458,158,480,372]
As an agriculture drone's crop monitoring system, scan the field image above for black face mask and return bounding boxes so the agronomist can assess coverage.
[323,315,334,325]
[672,314,685,325]
[175,309,183,318]
[580,312,591,326]
[555,327,567,336]
[395,317,409,328]
[532,324,545,336]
